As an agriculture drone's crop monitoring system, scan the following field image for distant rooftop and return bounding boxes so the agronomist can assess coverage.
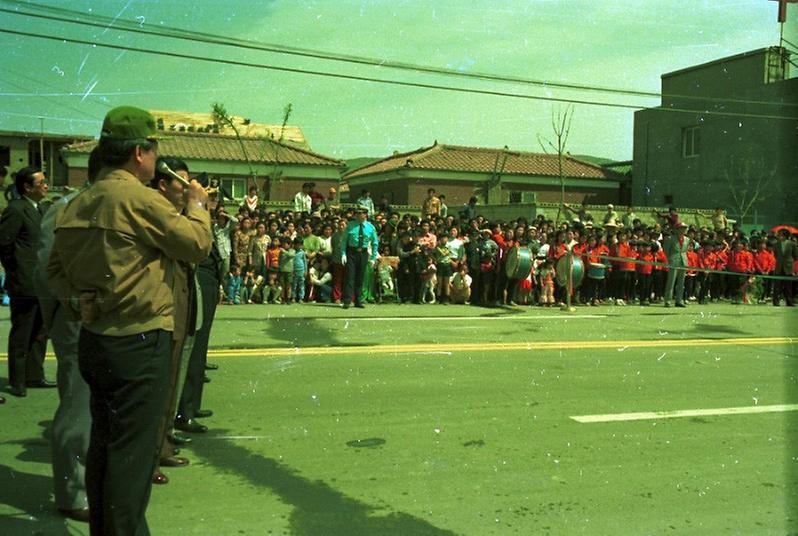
[63,130,344,168]
[148,109,309,149]
[344,142,623,181]
[662,46,788,79]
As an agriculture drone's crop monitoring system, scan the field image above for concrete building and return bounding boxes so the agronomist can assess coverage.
[343,142,626,209]
[633,47,798,226]
[0,130,92,186]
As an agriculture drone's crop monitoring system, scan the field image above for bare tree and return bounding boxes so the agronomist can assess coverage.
[211,102,257,181]
[537,104,575,223]
[260,103,293,202]
[211,102,294,201]
[725,153,775,224]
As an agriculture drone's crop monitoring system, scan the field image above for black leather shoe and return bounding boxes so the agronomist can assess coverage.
[9,385,26,398]
[195,409,213,418]
[203,374,211,384]
[159,455,190,467]
[355,303,365,309]
[169,432,192,445]
[342,302,350,309]
[58,507,90,523]
[152,470,169,485]
[174,418,208,434]
[205,362,219,371]
[26,379,57,388]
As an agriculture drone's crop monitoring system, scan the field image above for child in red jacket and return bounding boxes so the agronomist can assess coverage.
[635,242,655,305]
[727,240,754,304]
[753,239,776,303]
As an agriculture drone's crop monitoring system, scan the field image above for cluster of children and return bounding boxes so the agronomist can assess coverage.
[208,200,795,309]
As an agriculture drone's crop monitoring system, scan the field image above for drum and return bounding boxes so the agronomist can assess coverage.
[587,262,606,280]
[555,254,585,288]
[505,247,533,279]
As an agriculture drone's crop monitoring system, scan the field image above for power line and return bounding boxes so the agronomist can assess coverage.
[3,1,795,109]
[1,27,796,122]
[2,68,106,120]
[0,110,100,124]
[0,2,661,101]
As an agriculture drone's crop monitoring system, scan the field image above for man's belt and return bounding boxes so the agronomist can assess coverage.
[347,246,367,253]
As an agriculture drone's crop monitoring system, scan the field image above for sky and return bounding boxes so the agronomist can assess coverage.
[0,0,794,162]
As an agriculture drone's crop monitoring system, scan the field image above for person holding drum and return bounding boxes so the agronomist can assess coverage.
[583,235,606,306]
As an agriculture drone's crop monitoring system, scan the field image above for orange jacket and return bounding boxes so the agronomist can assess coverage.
[727,249,754,273]
[753,249,775,274]
[616,242,637,271]
[636,252,655,275]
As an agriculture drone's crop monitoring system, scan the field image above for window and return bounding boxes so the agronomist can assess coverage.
[221,178,247,199]
[509,191,522,204]
[682,126,700,158]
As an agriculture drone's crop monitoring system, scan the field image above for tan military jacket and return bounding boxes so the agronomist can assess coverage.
[47,168,211,336]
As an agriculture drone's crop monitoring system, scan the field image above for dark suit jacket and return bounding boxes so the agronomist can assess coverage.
[774,239,798,275]
[0,198,42,297]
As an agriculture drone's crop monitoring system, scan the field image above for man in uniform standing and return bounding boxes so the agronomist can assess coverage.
[340,207,379,309]
[47,106,211,535]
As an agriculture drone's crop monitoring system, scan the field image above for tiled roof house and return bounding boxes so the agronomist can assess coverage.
[343,142,627,207]
[61,130,345,201]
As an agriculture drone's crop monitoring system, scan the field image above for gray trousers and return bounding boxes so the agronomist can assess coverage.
[46,301,91,510]
[664,266,687,305]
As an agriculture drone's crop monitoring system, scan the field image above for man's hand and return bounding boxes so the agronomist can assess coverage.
[186,179,209,208]
[79,290,98,324]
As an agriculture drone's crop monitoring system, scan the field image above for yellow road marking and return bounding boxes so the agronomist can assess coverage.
[4,336,792,361]
[203,336,793,358]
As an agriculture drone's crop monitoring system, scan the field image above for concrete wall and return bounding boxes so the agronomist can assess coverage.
[633,48,797,226]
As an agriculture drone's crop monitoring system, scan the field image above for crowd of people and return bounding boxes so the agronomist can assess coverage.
[0,105,795,535]
[214,194,797,310]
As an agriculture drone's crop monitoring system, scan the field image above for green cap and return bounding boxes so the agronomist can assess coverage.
[100,106,165,141]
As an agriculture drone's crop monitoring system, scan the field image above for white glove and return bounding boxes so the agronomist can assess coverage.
[341,256,347,266]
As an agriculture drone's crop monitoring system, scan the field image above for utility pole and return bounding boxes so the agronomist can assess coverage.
[38,116,45,180]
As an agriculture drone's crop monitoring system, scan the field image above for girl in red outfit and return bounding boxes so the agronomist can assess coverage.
[753,239,776,303]
[614,231,637,305]
[685,245,700,301]
[652,242,668,303]
[697,241,720,303]
[635,242,655,305]
[714,241,729,300]
[727,240,754,304]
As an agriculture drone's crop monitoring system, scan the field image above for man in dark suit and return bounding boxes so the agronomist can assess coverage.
[0,166,55,397]
[772,229,797,306]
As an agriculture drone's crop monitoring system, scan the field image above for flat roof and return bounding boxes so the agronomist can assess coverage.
[0,130,94,142]
[662,47,779,79]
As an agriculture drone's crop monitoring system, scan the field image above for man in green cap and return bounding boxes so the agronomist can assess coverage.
[48,106,212,535]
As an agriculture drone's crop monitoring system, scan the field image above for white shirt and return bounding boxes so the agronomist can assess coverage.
[293,191,312,213]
